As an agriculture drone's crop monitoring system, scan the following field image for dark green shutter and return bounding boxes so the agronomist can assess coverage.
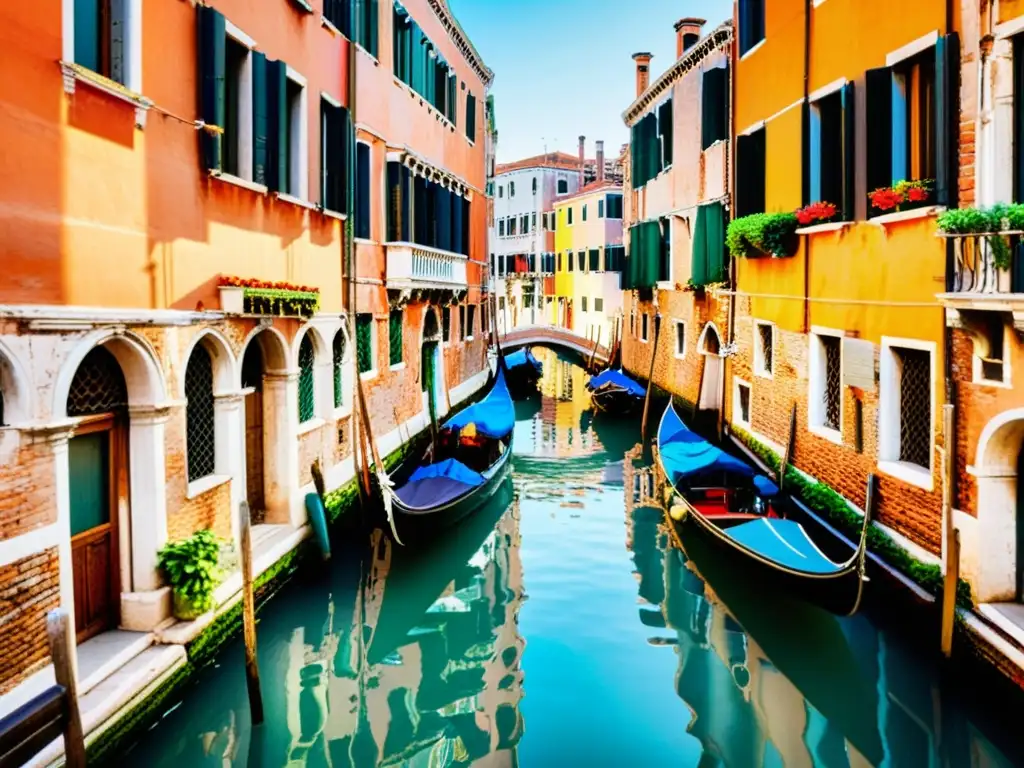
[75,0,101,72]
[356,142,370,238]
[659,98,674,166]
[252,52,268,185]
[368,0,379,57]
[265,59,287,192]
[701,68,727,150]
[447,74,458,124]
[841,82,856,220]
[935,33,959,207]
[389,310,403,365]
[466,92,477,141]
[865,66,892,195]
[197,6,226,172]
[356,314,373,373]
[691,203,725,287]
[340,107,351,213]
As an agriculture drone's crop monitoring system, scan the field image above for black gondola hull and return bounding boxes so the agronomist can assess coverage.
[590,385,643,415]
[506,366,541,399]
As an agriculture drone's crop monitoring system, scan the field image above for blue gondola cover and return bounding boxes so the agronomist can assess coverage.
[443,368,514,438]
[395,458,485,508]
[506,348,542,373]
[587,368,645,396]
[723,519,844,575]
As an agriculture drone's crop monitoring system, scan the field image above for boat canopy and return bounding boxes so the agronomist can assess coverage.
[394,458,485,508]
[443,368,514,439]
[587,368,645,397]
[506,348,542,373]
[724,518,845,575]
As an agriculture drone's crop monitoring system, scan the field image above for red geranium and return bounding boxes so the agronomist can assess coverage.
[868,187,905,212]
[218,275,318,293]
[907,186,930,203]
[795,201,838,226]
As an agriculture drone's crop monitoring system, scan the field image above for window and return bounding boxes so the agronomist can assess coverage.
[701,68,728,149]
[389,309,403,366]
[521,214,529,232]
[734,380,752,427]
[582,297,588,312]
[624,219,671,289]
[659,98,674,168]
[630,310,636,336]
[735,127,766,217]
[598,199,605,218]
[604,245,625,272]
[557,179,568,194]
[297,334,316,422]
[531,212,537,230]
[595,297,604,312]
[498,186,504,198]
[738,0,765,56]
[323,0,348,33]
[509,217,517,236]
[466,305,476,339]
[675,321,687,359]
[641,313,649,343]
[589,248,600,271]
[606,194,623,219]
[466,91,477,142]
[583,204,588,222]
[808,87,852,218]
[754,321,774,377]
[567,207,574,225]
[878,343,934,479]
[73,0,137,87]
[200,13,256,180]
[460,305,467,341]
[356,314,375,374]
[442,306,451,342]
[810,332,842,436]
[499,220,505,237]
[557,253,563,271]
[353,0,379,57]
[321,97,350,214]
[481,304,489,336]
[975,315,1006,384]
[498,296,506,311]
[185,344,216,482]
[355,142,371,239]
[891,53,936,186]
[510,181,516,197]
[283,72,308,198]
[333,330,346,408]
[567,251,574,272]
[532,177,538,194]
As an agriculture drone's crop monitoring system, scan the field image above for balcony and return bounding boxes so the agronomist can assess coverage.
[937,232,1024,316]
[385,242,468,300]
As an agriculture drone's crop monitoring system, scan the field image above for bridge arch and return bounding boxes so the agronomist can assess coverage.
[498,325,611,367]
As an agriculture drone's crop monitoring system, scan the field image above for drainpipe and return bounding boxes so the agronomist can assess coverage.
[802,0,811,334]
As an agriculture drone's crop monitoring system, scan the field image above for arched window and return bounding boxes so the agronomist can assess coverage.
[185,344,216,482]
[68,347,128,417]
[333,331,345,408]
[298,334,316,423]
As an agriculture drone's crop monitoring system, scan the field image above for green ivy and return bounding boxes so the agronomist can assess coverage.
[936,206,996,234]
[243,288,320,318]
[733,428,974,609]
[725,212,799,259]
[157,530,224,614]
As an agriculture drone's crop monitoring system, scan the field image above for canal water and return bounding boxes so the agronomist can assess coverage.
[123,350,1024,767]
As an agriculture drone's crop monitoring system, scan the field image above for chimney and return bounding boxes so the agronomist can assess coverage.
[596,140,605,182]
[578,135,586,184]
[632,52,653,98]
[674,17,706,58]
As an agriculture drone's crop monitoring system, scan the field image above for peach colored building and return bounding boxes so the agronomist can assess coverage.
[0,0,493,741]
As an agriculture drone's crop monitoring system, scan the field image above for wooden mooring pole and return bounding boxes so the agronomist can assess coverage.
[940,403,959,658]
[640,315,661,444]
[47,609,85,767]
[239,501,264,724]
[779,403,797,492]
[587,325,602,372]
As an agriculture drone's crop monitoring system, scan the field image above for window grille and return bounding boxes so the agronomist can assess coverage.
[185,345,216,482]
[357,314,374,373]
[67,346,128,417]
[822,336,841,430]
[898,348,931,468]
[389,310,403,365]
[333,331,345,407]
[298,334,316,423]
[758,323,773,374]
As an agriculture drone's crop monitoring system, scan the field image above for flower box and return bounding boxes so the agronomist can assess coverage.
[218,285,245,314]
[868,179,933,217]
[218,276,321,318]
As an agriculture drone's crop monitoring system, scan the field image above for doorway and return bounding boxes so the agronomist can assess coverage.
[241,340,265,521]
[698,323,723,412]
[67,347,128,643]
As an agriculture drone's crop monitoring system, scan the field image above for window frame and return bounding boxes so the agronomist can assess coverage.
[808,327,844,443]
[738,0,766,59]
[222,25,256,183]
[673,320,687,360]
[733,378,753,429]
[356,313,378,380]
[753,320,775,378]
[283,66,310,201]
[878,337,935,490]
[640,313,650,343]
[65,0,144,93]
[973,316,1011,387]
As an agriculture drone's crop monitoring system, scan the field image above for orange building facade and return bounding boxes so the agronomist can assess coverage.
[0,0,492,718]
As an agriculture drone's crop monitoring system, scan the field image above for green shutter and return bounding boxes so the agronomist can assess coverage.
[865,66,893,195]
[357,314,374,373]
[197,6,226,172]
[368,0,379,58]
[252,52,268,185]
[297,335,315,423]
[660,98,674,166]
[841,82,856,220]
[583,204,588,222]
[389,310,403,365]
[691,203,727,287]
[935,33,959,207]
[340,106,351,214]
[265,59,287,192]
[75,0,101,72]
[466,92,477,141]
[701,68,726,150]
[448,74,458,124]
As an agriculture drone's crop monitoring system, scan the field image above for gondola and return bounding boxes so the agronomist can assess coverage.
[586,367,645,415]
[389,362,515,533]
[655,401,870,616]
[504,347,543,399]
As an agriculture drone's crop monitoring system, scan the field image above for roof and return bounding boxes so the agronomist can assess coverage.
[554,180,622,204]
[496,152,582,175]
[623,20,733,126]
[427,0,494,87]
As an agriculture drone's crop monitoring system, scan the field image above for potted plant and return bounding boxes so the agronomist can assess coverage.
[795,201,840,227]
[868,179,932,216]
[726,212,799,259]
[157,529,224,620]
[218,275,246,314]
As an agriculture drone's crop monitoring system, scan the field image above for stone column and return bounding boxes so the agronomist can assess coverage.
[263,371,302,527]
[128,404,172,592]
[214,391,246,545]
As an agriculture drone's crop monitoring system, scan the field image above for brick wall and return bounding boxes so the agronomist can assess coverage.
[0,437,56,541]
[731,296,943,553]
[0,547,59,694]
[164,408,232,541]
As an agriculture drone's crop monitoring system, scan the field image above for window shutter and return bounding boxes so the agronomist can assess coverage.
[735,132,752,217]
[252,52,268,186]
[659,98,674,166]
[589,249,600,271]
[841,82,856,220]
[865,66,893,195]
[934,33,959,207]
[75,0,101,73]
[659,218,671,282]
[197,6,226,172]
[368,0,379,58]
[448,74,458,124]
[630,123,640,189]
[466,92,477,141]
[356,143,370,239]
[386,161,401,241]
[801,102,811,207]
[340,106,352,214]
[701,68,727,150]
[265,59,288,192]
[452,190,464,254]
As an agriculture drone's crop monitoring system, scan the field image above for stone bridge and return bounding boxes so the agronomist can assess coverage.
[498,325,611,367]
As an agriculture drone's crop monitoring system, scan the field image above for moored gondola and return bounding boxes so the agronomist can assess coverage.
[586,367,645,415]
[504,347,543,399]
[655,401,870,616]
[388,363,515,534]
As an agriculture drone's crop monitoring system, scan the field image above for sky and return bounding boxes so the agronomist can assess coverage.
[448,0,733,164]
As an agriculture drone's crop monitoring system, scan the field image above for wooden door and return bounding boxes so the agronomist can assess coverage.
[69,416,121,643]
[245,390,265,514]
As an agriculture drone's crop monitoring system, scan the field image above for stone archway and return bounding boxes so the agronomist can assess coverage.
[973,409,1024,602]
